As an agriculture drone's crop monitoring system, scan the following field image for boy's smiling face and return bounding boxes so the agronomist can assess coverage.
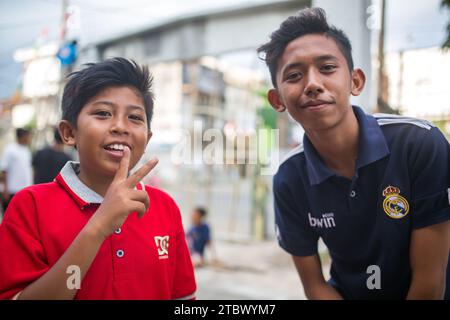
[68,86,151,181]
[268,34,365,133]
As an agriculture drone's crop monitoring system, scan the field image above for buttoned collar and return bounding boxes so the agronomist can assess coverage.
[303,105,390,186]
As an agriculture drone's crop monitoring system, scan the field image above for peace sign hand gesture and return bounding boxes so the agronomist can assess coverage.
[86,146,158,239]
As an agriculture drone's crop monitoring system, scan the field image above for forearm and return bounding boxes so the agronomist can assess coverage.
[305,282,343,300]
[407,221,450,300]
[18,225,106,300]
[406,277,445,300]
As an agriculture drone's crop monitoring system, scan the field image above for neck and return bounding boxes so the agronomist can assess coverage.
[78,168,113,197]
[305,108,359,180]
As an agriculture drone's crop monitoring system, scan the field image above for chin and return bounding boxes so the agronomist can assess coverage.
[304,118,340,132]
[100,162,121,176]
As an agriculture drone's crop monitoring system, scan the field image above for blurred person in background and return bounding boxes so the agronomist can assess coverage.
[187,206,214,267]
[0,128,33,214]
[32,127,73,184]
[259,7,450,299]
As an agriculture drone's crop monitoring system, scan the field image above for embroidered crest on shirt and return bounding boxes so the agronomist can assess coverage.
[382,186,409,219]
[154,236,169,259]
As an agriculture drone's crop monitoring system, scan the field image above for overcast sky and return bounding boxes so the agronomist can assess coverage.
[0,0,448,98]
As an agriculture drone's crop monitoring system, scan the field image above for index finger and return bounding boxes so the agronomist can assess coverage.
[125,158,159,188]
[112,145,131,183]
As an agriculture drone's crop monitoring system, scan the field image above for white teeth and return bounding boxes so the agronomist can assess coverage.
[107,144,126,151]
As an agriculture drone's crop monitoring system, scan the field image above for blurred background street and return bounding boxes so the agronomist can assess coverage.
[194,239,306,300]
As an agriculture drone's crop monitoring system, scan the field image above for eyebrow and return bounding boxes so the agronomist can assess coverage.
[91,101,145,112]
[281,55,339,75]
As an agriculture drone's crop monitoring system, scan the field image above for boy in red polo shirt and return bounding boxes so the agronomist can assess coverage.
[0,58,196,300]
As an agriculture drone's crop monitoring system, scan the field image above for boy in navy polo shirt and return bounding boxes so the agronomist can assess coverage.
[258,8,450,299]
[0,58,196,299]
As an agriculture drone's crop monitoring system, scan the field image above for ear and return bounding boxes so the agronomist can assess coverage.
[268,89,286,113]
[350,68,366,96]
[58,120,77,147]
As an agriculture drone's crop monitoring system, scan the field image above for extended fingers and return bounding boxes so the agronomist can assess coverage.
[126,158,158,187]
[113,146,131,183]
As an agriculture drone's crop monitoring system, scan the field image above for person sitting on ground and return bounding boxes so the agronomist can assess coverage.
[187,206,213,267]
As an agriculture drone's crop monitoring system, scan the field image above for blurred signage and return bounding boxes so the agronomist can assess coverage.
[57,41,78,66]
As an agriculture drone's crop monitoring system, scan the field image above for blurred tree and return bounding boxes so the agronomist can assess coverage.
[442,0,450,48]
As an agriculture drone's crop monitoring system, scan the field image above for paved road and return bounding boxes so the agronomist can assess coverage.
[194,239,311,300]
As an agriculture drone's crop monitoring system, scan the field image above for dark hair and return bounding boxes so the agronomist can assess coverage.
[16,128,30,139]
[195,207,207,218]
[62,57,154,129]
[257,7,354,87]
[54,127,63,144]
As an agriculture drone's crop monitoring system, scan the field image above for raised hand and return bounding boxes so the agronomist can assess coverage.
[86,146,158,238]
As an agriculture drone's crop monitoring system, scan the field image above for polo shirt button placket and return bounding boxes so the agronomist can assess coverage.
[350,190,356,198]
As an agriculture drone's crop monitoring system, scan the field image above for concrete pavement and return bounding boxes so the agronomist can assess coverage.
[194,238,330,300]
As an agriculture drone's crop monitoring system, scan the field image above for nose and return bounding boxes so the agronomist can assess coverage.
[110,116,129,135]
[304,69,324,97]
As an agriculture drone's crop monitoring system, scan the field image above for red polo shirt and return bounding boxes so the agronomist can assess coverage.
[0,162,196,300]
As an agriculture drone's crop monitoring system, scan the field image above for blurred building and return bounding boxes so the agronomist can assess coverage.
[0,42,62,150]
[385,47,450,139]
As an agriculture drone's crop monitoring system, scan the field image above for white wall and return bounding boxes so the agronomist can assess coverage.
[313,0,375,112]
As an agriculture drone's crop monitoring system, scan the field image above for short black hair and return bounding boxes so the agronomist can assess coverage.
[54,127,63,144]
[16,128,30,139]
[62,57,154,129]
[257,7,354,88]
[195,207,207,218]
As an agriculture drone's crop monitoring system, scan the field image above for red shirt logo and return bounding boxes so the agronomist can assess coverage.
[154,236,169,259]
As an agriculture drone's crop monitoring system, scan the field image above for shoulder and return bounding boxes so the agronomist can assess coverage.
[374,113,448,147]
[373,113,435,135]
[2,182,63,224]
[32,148,47,160]
[142,184,180,211]
[9,182,64,204]
[2,143,15,156]
[143,184,175,201]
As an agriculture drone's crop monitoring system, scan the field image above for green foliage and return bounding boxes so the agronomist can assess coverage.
[256,87,277,130]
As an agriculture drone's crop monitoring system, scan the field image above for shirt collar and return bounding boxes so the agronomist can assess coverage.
[55,161,145,209]
[304,105,390,186]
[55,161,103,208]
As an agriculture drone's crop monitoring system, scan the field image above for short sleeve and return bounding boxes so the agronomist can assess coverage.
[169,200,196,300]
[273,172,319,257]
[409,127,450,229]
[0,189,49,299]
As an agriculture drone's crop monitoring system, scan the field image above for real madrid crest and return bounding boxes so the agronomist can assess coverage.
[382,185,409,219]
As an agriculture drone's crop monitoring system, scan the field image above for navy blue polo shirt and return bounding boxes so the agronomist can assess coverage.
[274,106,450,299]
